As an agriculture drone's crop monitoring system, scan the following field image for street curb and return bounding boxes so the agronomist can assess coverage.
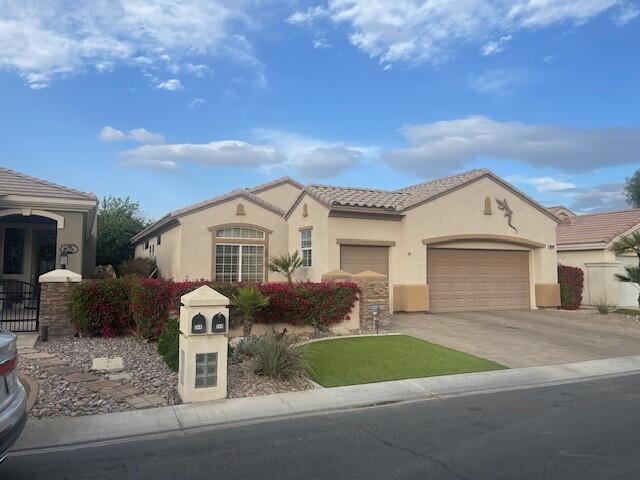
[12,355,640,453]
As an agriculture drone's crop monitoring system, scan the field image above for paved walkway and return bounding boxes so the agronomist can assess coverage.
[13,355,640,452]
[391,309,640,368]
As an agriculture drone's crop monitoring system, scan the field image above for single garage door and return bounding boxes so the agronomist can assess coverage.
[340,245,389,275]
[427,248,530,312]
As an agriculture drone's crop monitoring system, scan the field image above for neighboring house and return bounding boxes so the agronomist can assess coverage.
[0,167,98,282]
[133,169,561,313]
[556,207,640,307]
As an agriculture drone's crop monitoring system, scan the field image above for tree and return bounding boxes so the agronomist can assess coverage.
[615,266,640,308]
[611,231,640,266]
[231,287,269,337]
[268,251,303,284]
[624,169,640,208]
[96,196,149,267]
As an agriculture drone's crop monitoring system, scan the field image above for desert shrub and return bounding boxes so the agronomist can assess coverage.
[254,331,307,380]
[69,279,132,337]
[558,265,584,310]
[130,279,173,340]
[118,257,157,278]
[596,299,615,314]
[232,336,263,362]
[157,318,180,371]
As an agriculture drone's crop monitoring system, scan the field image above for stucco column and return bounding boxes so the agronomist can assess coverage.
[38,269,82,336]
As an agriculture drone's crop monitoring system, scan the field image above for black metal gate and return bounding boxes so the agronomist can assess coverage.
[0,280,40,332]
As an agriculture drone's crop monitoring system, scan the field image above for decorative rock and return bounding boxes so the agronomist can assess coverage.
[91,357,124,372]
[64,373,99,383]
[22,352,56,360]
[37,357,68,367]
[106,371,133,382]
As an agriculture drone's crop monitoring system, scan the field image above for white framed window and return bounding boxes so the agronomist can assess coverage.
[300,229,312,267]
[216,227,264,239]
[215,244,265,282]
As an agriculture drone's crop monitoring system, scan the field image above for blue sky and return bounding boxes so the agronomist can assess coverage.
[1,0,639,219]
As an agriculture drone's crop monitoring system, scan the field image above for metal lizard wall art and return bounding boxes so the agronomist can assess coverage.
[496,198,518,232]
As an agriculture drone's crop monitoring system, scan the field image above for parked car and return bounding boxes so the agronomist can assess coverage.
[0,329,27,463]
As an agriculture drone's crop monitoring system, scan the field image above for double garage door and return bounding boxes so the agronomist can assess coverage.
[428,248,530,312]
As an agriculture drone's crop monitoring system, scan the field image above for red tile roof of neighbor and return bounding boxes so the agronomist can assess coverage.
[557,208,640,246]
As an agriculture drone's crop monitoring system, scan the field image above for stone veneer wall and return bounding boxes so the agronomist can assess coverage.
[39,282,77,336]
[322,270,390,333]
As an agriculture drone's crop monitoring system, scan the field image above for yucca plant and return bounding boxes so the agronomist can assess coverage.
[615,266,640,309]
[254,330,307,381]
[268,250,303,284]
[231,287,269,337]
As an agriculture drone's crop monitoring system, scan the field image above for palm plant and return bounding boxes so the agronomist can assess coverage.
[615,266,640,309]
[611,231,640,265]
[268,250,303,284]
[231,287,269,337]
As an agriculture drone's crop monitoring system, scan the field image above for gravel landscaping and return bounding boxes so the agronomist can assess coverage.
[20,336,179,419]
[19,334,315,419]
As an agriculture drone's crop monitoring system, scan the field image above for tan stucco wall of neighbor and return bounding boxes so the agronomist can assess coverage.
[145,200,289,282]
[535,283,562,307]
[557,249,620,305]
[287,195,331,282]
[136,226,182,279]
[253,183,301,212]
[393,284,430,312]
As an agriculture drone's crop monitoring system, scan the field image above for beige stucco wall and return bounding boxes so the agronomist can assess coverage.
[287,195,331,282]
[253,183,301,212]
[136,226,181,279]
[146,199,290,281]
[286,176,559,311]
[557,249,619,306]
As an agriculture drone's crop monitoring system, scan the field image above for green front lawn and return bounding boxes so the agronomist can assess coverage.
[302,335,507,387]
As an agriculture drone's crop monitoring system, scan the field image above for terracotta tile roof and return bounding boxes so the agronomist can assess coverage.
[304,169,492,211]
[0,167,96,201]
[557,208,640,246]
[249,176,303,193]
[132,184,285,243]
[547,205,576,217]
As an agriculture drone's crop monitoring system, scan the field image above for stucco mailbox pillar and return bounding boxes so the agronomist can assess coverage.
[178,285,229,403]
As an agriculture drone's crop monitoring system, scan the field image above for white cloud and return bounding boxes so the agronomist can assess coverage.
[289,0,629,67]
[122,140,285,169]
[98,126,128,142]
[188,97,206,109]
[312,37,332,49]
[98,126,165,144]
[481,35,512,56]
[252,128,374,177]
[156,78,183,91]
[383,115,640,176]
[118,128,372,177]
[506,174,576,192]
[469,68,528,95]
[0,1,259,89]
[563,183,628,213]
[613,1,640,24]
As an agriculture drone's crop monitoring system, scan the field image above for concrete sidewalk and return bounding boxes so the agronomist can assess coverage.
[14,355,640,453]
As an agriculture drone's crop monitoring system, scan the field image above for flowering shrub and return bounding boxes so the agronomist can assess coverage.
[69,279,132,337]
[558,265,584,310]
[130,279,173,340]
[68,278,360,339]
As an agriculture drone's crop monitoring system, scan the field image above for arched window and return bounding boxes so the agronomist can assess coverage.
[215,227,264,240]
[213,226,267,283]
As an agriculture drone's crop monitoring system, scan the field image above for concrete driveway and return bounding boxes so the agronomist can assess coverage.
[390,309,640,368]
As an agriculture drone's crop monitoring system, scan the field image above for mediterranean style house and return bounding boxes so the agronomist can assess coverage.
[0,167,98,282]
[554,206,640,307]
[133,169,562,313]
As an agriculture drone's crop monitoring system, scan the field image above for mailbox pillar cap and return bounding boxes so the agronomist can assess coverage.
[181,285,229,307]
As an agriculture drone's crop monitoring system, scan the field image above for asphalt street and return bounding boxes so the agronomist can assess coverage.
[4,374,640,479]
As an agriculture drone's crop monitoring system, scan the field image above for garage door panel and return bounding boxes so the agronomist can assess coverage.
[428,248,530,312]
[340,245,389,275]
